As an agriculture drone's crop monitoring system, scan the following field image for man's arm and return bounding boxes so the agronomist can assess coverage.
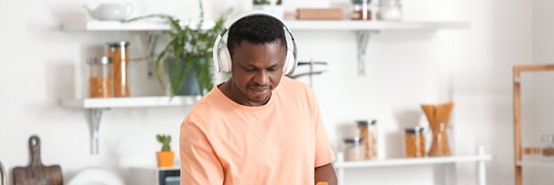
[180,119,224,185]
[314,163,337,185]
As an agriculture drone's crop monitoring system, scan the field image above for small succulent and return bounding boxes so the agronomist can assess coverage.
[156,134,172,151]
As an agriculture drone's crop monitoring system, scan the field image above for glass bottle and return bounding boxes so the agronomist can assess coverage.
[405,127,425,158]
[358,120,377,159]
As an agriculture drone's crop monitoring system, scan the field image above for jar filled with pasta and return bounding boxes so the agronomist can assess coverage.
[88,56,113,98]
[405,127,425,158]
[357,120,377,159]
[107,41,130,97]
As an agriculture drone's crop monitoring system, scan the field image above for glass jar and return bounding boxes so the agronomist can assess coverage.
[541,135,554,157]
[358,120,377,159]
[344,137,365,161]
[405,127,425,158]
[107,41,130,97]
[351,0,372,20]
[88,56,113,98]
[377,0,402,21]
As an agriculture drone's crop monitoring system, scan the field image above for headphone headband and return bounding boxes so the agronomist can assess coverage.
[212,10,298,76]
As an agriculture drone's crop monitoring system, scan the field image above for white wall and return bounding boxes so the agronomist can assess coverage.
[0,0,544,184]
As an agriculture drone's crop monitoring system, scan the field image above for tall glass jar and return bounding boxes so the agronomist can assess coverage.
[405,127,425,158]
[344,137,365,161]
[107,41,130,97]
[88,56,113,98]
[357,120,377,159]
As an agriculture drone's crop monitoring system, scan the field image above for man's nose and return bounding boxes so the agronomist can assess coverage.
[253,70,270,86]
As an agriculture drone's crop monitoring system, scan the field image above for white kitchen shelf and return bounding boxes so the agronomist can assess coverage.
[60,96,201,109]
[335,155,492,168]
[62,20,469,31]
[286,20,469,31]
[517,160,554,168]
[335,146,491,185]
[61,20,215,31]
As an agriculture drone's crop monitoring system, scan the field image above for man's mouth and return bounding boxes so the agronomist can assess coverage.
[248,87,269,96]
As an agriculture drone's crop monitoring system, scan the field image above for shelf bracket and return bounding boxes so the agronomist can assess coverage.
[357,30,380,76]
[86,108,108,155]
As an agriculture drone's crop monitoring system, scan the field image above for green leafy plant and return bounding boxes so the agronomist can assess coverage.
[156,134,172,151]
[123,0,230,96]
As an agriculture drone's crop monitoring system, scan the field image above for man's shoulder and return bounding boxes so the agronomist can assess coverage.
[279,77,312,93]
[181,88,225,128]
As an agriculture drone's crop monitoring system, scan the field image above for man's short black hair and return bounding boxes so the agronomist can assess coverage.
[227,15,287,57]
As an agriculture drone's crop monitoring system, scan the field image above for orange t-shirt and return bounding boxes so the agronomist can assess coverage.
[179,77,335,185]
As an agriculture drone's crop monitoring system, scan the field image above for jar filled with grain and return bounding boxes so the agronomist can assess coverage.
[405,127,425,158]
[357,120,377,159]
[344,137,365,161]
[107,41,130,97]
[88,56,113,98]
[541,135,554,157]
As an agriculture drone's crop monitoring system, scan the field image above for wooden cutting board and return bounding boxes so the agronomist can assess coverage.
[13,135,63,185]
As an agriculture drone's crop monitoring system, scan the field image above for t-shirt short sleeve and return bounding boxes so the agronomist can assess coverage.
[180,116,224,185]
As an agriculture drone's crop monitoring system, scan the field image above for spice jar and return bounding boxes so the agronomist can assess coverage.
[405,127,425,158]
[541,135,554,157]
[358,120,377,159]
[344,137,365,161]
[107,41,130,97]
[351,0,372,20]
[88,56,113,98]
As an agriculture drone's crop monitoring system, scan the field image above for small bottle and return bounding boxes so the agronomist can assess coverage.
[358,120,377,159]
[405,127,425,158]
[88,56,113,98]
[344,137,365,161]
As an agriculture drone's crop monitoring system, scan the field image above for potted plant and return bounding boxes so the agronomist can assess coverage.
[123,0,229,96]
[156,134,174,167]
[253,0,284,19]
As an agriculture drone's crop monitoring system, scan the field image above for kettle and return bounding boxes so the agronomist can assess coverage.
[0,161,6,185]
[83,3,133,21]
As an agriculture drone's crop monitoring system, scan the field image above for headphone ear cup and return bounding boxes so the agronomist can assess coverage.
[220,46,232,72]
[283,50,295,75]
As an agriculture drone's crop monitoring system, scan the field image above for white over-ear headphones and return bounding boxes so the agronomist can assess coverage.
[212,11,298,76]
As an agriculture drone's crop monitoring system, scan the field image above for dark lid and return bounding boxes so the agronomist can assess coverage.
[106,41,130,48]
[405,127,424,134]
[357,119,377,126]
[344,137,363,144]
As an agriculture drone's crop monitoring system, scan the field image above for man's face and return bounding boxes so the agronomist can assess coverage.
[229,40,286,106]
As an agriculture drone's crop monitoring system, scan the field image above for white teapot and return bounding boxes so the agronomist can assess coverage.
[83,3,133,21]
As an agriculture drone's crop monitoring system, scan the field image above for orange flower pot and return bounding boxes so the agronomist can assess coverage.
[157,151,174,167]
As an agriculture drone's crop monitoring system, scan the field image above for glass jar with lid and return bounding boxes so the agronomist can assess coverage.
[344,137,365,161]
[351,0,372,20]
[358,120,377,159]
[405,127,425,158]
[107,41,130,97]
[88,56,113,98]
[542,134,554,157]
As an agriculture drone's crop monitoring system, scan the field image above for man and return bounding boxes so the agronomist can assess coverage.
[180,12,337,185]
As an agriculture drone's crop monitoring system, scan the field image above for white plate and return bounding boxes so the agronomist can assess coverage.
[68,167,125,185]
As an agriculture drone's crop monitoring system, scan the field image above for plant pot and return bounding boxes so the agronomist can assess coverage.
[166,58,200,95]
[157,151,174,167]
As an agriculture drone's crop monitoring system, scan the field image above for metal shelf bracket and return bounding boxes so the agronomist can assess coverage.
[86,108,108,155]
[357,30,380,76]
